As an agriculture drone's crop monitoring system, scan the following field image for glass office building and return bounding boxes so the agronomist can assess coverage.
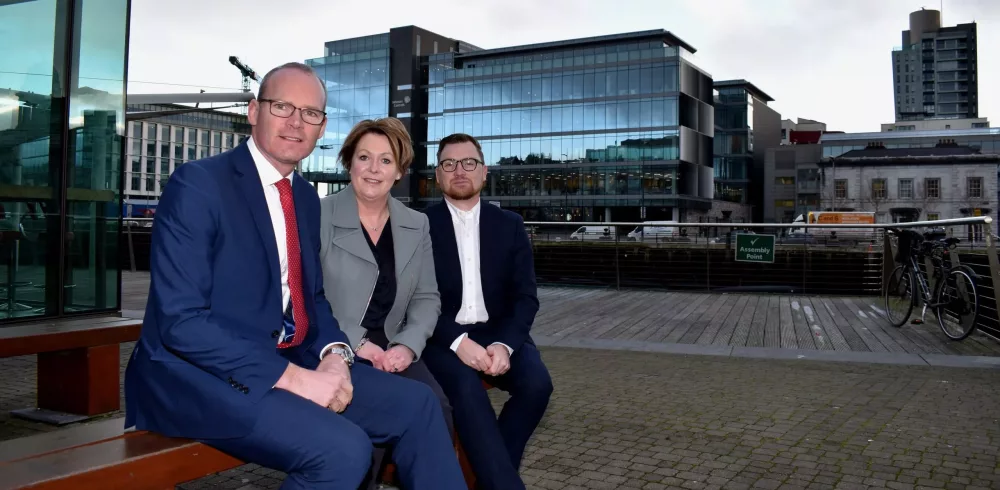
[305,28,716,221]
[713,80,780,221]
[0,0,130,323]
[304,34,391,195]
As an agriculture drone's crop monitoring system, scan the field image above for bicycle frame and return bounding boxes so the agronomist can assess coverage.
[905,252,936,306]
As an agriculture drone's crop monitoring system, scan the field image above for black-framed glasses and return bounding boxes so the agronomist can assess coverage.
[259,99,326,125]
[438,158,483,172]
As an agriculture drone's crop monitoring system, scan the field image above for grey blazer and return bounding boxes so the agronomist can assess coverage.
[318,185,440,360]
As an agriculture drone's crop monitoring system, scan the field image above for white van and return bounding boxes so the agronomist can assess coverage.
[627,221,679,241]
[569,225,617,241]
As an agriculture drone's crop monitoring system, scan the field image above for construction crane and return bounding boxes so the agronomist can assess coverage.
[229,55,259,92]
[228,56,259,114]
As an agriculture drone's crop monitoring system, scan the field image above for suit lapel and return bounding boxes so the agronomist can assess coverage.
[291,174,316,294]
[330,186,376,265]
[431,202,463,297]
[478,201,497,293]
[233,144,280,286]
[389,198,421,278]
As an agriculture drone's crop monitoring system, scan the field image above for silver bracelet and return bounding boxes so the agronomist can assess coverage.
[356,337,368,351]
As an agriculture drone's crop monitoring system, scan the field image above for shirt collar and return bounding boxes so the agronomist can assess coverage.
[444,198,480,223]
[247,136,293,187]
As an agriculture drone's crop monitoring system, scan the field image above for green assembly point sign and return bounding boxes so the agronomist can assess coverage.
[734,233,775,263]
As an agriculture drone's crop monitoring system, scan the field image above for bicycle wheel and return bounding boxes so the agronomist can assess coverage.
[936,265,979,340]
[884,265,915,328]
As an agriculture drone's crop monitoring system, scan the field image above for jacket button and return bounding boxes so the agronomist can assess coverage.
[241,386,249,394]
[271,330,280,339]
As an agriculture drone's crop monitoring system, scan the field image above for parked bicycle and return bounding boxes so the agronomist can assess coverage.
[884,227,979,340]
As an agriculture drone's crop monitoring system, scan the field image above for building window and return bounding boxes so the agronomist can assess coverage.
[898,178,914,199]
[775,177,794,185]
[924,178,940,199]
[967,177,983,199]
[834,179,847,199]
[927,213,939,221]
[774,199,795,208]
[871,179,887,199]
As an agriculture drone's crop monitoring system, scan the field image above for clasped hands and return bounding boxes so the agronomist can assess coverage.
[275,352,354,413]
[356,342,415,373]
[455,337,510,376]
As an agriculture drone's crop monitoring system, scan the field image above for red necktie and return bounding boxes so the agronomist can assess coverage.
[275,179,308,348]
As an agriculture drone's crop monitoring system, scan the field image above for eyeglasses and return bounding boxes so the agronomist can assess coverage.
[438,158,483,172]
[259,99,326,125]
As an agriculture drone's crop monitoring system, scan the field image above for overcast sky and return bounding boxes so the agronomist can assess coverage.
[126,0,1000,133]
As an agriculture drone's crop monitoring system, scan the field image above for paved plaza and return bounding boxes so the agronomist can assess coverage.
[2,272,1000,489]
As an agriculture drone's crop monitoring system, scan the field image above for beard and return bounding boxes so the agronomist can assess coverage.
[441,177,485,201]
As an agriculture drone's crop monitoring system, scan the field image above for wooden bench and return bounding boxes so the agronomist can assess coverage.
[1,414,478,490]
[380,380,495,489]
[0,315,143,423]
[0,417,244,490]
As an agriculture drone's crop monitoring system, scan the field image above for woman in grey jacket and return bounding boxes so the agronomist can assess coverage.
[318,118,452,486]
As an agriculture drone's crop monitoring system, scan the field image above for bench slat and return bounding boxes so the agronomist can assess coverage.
[0,417,126,463]
[1,432,243,490]
[0,319,142,358]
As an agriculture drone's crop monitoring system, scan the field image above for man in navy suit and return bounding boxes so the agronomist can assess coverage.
[123,62,467,490]
[422,133,554,490]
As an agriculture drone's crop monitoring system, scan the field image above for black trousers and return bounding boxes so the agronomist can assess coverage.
[359,329,455,490]
[422,340,553,490]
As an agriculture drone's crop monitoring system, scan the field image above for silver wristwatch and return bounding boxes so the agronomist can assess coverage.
[326,345,355,367]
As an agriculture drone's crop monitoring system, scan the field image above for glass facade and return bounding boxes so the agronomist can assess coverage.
[304,29,715,220]
[418,37,714,221]
[713,86,753,204]
[305,35,390,177]
[0,0,130,323]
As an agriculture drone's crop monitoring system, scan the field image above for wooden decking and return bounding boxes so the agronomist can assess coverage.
[114,272,1000,357]
[534,287,1000,357]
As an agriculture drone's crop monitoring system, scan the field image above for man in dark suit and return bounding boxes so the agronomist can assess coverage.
[422,133,554,490]
[123,62,467,490]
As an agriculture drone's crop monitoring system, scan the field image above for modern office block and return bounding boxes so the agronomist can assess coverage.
[0,0,130,323]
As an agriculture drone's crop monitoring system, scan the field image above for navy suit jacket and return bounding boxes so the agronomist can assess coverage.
[123,142,348,440]
[425,200,539,352]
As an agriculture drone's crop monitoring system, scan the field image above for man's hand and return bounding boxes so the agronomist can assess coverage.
[274,361,353,412]
[456,337,491,372]
[384,344,415,373]
[485,344,511,376]
[316,354,354,412]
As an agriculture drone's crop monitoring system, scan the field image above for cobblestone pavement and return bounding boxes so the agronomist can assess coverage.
[3,344,1000,489]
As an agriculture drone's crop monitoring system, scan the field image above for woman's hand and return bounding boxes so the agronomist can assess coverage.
[383,345,415,373]
[356,342,387,370]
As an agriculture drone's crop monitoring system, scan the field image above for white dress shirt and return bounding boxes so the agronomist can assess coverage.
[445,199,513,355]
[247,137,345,360]
[248,137,293,320]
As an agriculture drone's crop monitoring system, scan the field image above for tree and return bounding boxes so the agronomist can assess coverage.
[916,178,940,222]
[862,171,889,218]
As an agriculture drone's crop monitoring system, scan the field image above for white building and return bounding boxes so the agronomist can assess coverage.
[881,117,989,133]
[124,104,250,217]
[819,146,999,228]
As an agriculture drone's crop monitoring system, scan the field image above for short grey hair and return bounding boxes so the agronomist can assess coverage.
[257,62,327,107]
